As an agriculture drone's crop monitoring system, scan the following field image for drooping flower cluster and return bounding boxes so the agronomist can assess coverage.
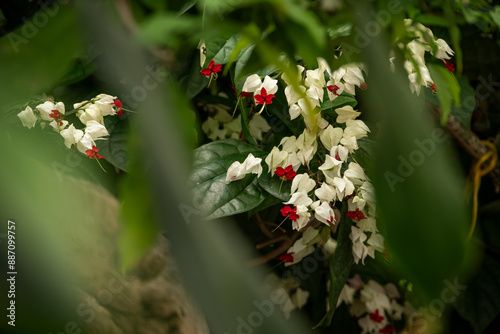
[17,94,124,160]
[201,106,271,142]
[336,275,416,334]
[395,19,456,94]
[226,58,384,264]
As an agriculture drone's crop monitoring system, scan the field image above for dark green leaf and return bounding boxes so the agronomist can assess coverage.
[428,64,461,125]
[454,255,500,334]
[100,115,130,172]
[190,139,266,219]
[321,94,358,112]
[257,164,291,202]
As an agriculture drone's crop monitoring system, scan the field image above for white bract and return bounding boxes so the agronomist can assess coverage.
[17,106,37,129]
[225,153,263,182]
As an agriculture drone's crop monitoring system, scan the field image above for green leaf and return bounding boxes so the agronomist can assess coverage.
[491,6,500,29]
[0,7,83,107]
[353,137,374,170]
[119,162,159,270]
[428,64,461,125]
[450,76,475,130]
[327,23,352,40]
[321,94,358,112]
[454,254,500,333]
[190,139,266,219]
[185,59,209,99]
[178,0,198,15]
[315,203,353,328]
[279,0,325,48]
[257,164,291,202]
[99,115,130,172]
[138,13,200,48]
[415,14,451,27]
[212,35,239,65]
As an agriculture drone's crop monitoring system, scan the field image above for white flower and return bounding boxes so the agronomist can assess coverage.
[17,106,38,129]
[335,105,360,123]
[95,94,117,116]
[337,284,356,307]
[255,75,278,96]
[289,104,301,120]
[76,133,95,154]
[292,205,311,231]
[60,124,84,149]
[305,68,326,102]
[36,101,65,121]
[284,85,306,106]
[285,235,314,265]
[367,233,385,253]
[280,136,297,153]
[248,115,271,141]
[49,120,68,132]
[344,162,366,185]
[78,104,104,125]
[225,153,262,182]
[330,145,349,162]
[330,176,355,201]
[344,119,370,139]
[360,280,392,314]
[340,134,359,152]
[332,64,365,95]
[242,74,262,93]
[319,125,343,151]
[315,183,337,203]
[290,173,316,194]
[350,225,370,264]
[281,65,304,86]
[326,80,345,101]
[285,191,313,207]
[358,314,386,334]
[265,147,288,172]
[319,154,342,173]
[433,38,454,60]
[357,217,378,233]
[312,201,335,225]
[85,120,109,140]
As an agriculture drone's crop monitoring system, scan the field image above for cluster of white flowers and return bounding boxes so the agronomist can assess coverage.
[337,275,416,334]
[17,94,123,159]
[394,19,455,94]
[201,107,271,142]
[226,59,384,265]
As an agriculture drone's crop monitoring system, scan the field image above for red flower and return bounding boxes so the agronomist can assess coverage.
[85,145,105,160]
[49,109,64,126]
[327,85,340,96]
[254,87,275,105]
[360,83,368,90]
[111,99,123,116]
[431,83,437,91]
[281,206,299,222]
[278,252,294,263]
[274,165,296,180]
[445,60,455,73]
[380,327,396,333]
[201,60,222,77]
[370,309,384,323]
[240,91,252,98]
[346,209,366,220]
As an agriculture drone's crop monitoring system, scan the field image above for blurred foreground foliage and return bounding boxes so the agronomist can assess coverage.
[1,0,500,333]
